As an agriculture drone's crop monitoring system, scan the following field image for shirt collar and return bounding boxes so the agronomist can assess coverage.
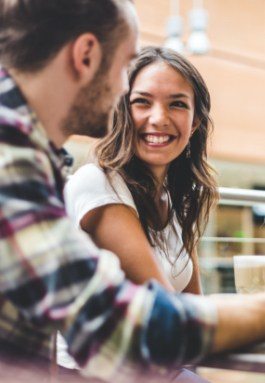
[0,67,74,176]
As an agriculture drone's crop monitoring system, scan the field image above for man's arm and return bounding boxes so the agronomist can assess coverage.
[0,124,218,368]
[210,293,265,352]
[1,131,264,382]
[0,131,216,378]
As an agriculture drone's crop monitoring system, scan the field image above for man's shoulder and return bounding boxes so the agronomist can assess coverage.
[0,105,33,139]
[0,106,54,179]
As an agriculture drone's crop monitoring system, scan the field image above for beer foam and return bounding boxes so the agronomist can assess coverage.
[234,255,265,268]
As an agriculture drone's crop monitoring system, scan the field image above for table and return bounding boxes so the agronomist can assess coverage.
[200,342,265,373]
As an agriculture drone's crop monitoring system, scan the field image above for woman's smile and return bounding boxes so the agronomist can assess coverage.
[139,132,178,147]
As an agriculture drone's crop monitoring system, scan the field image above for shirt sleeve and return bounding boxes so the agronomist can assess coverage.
[0,131,217,382]
[64,163,138,227]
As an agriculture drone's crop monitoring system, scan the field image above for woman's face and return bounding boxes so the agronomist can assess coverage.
[130,62,197,180]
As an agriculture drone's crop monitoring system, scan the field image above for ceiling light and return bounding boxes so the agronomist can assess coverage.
[164,12,184,54]
[187,6,211,55]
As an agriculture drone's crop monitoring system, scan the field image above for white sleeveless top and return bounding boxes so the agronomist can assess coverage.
[64,163,193,292]
[59,163,193,369]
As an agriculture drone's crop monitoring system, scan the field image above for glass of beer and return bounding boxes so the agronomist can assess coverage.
[233,255,265,294]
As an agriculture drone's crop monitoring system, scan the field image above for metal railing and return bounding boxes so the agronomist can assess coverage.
[201,187,265,244]
[219,187,265,206]
[199,187,265,293]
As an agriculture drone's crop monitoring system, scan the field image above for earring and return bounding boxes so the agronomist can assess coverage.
[186,142,191,159]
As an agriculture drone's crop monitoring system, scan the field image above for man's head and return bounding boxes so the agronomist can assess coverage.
[0,0,138,141]
[0,0,135,73]
[61,1,139,139]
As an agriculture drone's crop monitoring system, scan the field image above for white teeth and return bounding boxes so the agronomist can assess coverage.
[144,134,171,144]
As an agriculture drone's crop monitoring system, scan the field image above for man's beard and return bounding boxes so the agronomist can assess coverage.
[62,70,114,139]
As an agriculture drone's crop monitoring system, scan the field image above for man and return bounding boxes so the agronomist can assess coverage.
[0,1,264,382]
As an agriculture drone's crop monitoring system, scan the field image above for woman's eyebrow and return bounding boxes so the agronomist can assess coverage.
[130,91,191,99]
[130,91,153,97]
[168,93,190,99]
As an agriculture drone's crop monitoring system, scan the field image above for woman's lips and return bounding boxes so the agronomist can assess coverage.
[139,133,177,146]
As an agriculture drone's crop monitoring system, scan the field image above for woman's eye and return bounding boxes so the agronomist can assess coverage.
[130,98,149,106]
[171,101,189,109]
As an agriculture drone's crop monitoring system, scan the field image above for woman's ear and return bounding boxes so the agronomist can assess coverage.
[71,33,102,85]
[191,117,200,135]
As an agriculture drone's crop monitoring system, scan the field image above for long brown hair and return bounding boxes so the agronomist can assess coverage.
[96,46,218,261]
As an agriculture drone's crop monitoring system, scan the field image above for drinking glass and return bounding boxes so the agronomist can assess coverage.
[233,255,265,294]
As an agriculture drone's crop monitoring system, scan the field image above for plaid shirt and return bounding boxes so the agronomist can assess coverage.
[0,68,217,382]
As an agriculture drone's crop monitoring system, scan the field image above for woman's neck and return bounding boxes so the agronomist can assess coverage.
[153,177,170,228]
[150,166,168,199]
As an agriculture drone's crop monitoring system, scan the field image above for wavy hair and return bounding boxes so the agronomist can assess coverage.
[96,46,218,263]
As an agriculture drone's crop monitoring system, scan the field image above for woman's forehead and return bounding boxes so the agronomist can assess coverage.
[131,62,194,98]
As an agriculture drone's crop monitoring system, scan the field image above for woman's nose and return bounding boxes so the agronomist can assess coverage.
[149,104,169,127]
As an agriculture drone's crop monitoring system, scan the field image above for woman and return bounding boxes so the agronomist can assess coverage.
[64,46,218,294]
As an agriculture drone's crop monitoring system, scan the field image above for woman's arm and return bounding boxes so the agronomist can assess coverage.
[182,248,202,294]
[80,203,175,292]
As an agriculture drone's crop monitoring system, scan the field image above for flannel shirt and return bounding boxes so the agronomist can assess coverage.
[0,68,217,382]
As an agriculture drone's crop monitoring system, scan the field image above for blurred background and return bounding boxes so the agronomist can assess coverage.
[66,0,265,295]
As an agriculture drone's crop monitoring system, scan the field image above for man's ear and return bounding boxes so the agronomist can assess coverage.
[71,33,102,84]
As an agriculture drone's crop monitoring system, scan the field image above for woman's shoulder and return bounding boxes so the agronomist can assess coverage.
[64,162,137,218]
[66,162,120,193]
[70,162,106,182]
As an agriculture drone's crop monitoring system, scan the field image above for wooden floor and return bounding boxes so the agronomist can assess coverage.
[197,367,265,383]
